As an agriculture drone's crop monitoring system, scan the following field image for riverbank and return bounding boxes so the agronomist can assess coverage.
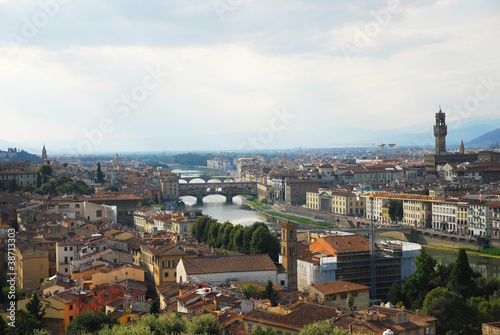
[423,244,500,260]
[239,196,336,229]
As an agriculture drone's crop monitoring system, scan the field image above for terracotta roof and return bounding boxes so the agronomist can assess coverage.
[310,235,370,255]
[106,297,127,308]
[244,302,337,330]
[311,281,370,295]
[51,292,79,304]
[180,254,277,275]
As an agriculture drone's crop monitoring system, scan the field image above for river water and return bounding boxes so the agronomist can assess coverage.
[182,195,268,227]
[423,246,500,279]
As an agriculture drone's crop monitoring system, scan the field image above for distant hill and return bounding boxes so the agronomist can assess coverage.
[467,128,500,148]
[0,148,41,163]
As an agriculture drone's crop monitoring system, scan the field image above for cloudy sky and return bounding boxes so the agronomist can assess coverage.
[1,0,499,153]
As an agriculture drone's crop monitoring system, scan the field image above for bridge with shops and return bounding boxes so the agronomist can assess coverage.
[178,182,257,203]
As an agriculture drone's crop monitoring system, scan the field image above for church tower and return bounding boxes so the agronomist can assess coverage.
[280,220,297,290]
[459,140,465,154]
[42,145,48,164]
[434,107,447,155]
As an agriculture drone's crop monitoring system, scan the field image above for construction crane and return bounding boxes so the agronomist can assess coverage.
[329,143,396,161]
[379,143,396,162]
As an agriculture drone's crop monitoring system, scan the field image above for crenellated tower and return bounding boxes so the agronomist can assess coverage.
[434,107,447,155]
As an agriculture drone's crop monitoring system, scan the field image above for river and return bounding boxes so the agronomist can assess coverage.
[182,194,269,227]
[423,246,500,279]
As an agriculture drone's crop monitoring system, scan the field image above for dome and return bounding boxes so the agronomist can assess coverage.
[50,157,60,167]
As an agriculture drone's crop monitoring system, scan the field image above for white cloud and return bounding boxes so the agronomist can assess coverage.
[0,0,499,152]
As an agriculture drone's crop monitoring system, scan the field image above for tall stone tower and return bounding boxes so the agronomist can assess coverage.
[41,145,48,164]
[459,140,465,154]
[434,107,447,155]
[280,220,297,290]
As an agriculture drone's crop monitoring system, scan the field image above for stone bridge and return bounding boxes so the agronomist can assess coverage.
[179,182,257,203]
[178,175,234,183]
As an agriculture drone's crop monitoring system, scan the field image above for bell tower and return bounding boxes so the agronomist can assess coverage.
[42,145,48,164]
[280,220,297,290]
[434,107,447,155]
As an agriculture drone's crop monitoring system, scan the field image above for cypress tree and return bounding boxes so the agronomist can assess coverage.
[36,171,42,188]
[447,249,474,298]
[25,292,45,328]
[96,162,105,184]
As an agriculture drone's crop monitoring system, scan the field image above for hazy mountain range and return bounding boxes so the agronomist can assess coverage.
[1,114,500,154]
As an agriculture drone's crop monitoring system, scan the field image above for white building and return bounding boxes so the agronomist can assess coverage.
[176,254,278,285]
[431,201,458,231]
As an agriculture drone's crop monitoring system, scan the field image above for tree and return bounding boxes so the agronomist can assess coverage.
[7,178,17,193]
[252,329,279,335]
[7,309,42,335]
[49,181,57,195]
[388,200,403,221]
[402,248,437,309]
[238,283,264,299]
[218,222,234,249]
[36,171,42,188]
[347,295,355,311]
[97,162,105,184]
[66,311,118,335]
[265,280,279,306]
[105,186,119,192]
[230,225,245,252]
[250,225,269,254]
[387,282,404,306]
[39,164,52,176]
[0,316,8,335]
[20,184,34,193]
[422,287,474,334]
[207,221,222,247]
[187,314,223,335]
[447,249,474,298]
[299,321,361,335]
[149,298,160,316]
[242,222,268,253]
[25,292,45,328]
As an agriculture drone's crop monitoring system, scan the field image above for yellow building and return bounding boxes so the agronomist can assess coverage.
[381,203,391,223]
[306,189,365,216]
[309,281,370,311]
[14,239,50,294]
[91,264,145,287]
[457,202,469,234]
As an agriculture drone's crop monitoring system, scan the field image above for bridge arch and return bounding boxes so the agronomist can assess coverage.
[189,178,206,184]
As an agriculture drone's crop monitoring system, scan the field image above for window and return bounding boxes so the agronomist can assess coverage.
[75,204,80,208]
[164,272,169,278]
[69,316,73,321]
[352,291,358,297]
[96,210,102,218]
[115,276,118,281]
[64,247,68,251]
[104,291,110,297]
[247,323,252,333]
[340,293,347,299]
[69,304,73,310]
[70,247,73,251]
[40,264,43,269]
[65,268,68,273]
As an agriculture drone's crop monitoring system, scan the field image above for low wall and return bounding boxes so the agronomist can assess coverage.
[409,230,484,250]
[274,203,351,228]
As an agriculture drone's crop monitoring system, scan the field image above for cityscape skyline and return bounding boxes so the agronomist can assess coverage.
[1,1,499,153]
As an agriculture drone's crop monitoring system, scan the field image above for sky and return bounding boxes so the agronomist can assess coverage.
[0,0,499,154]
